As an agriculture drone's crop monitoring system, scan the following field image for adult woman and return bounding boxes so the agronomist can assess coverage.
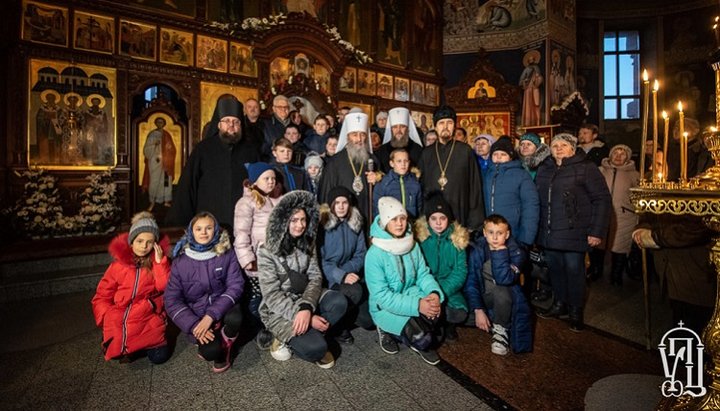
[535,133,611,331]
[598,145,640,285]
[515,132,550,181]
[257,190,347,368]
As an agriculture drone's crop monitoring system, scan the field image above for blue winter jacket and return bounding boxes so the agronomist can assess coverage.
[373,170,423,219]
[319,207,367,288]
[465,236,532,353]
[482,159,540,246]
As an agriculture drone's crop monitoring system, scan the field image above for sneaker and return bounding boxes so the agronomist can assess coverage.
[270,338,292,361]
[377,328,399,354]
[335,329,355,345]
[491,324,509,356]
[409,346,441,365]
[255,328,273,351]
[315,351,335,369]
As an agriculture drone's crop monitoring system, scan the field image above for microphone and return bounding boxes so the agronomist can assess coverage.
[367,158,375,172]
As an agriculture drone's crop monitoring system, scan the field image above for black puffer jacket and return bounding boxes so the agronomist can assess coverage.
[535,152,611,252]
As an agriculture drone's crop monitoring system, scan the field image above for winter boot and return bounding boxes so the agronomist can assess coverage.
[586,248,605,282]
[213,327,238,373]
[537,300,568,319]
[569,306,584,332]
[610,252,627,286]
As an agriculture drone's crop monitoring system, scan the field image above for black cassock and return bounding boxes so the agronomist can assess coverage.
[318,148,379,223]
[167,134,259,230]
[418,140,485,231]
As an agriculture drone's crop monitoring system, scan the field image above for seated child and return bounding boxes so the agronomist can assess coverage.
[257,191,347,368]
[373,148,422,219]
[319,186,374,344]
[465,214,532,356]
[365,196,444,365]
[92,211,171,364]
[165,212,244,373]
[414,192,469,342]
[271,137,311,193]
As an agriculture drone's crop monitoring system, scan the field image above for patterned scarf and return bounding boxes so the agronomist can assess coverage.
[172,214,222,258]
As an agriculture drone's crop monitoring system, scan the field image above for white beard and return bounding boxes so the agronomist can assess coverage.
[347,142,370,165]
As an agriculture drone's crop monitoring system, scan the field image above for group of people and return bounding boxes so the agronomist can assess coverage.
[92,96,714,373]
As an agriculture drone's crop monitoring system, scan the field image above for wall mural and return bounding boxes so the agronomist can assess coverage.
[28,59,116,169]
[443,0,547,54]
[548,41,576,109]
[519,47,545,127]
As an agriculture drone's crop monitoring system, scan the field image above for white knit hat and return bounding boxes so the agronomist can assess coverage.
[378,196,407,229]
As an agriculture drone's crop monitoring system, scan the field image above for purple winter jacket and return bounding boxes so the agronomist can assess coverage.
[165,241,244,341]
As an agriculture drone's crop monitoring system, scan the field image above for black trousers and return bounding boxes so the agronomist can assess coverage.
[198,304,244,362]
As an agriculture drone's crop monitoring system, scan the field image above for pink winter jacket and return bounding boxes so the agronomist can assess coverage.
[233,186,282,277]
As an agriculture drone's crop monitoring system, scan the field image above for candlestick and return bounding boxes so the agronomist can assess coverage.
[662,110,669,182]
[652,80,659,183]
[683,132,689,183]
[714,17,720,49]
[679,101,686,182]
[640,69,650,181]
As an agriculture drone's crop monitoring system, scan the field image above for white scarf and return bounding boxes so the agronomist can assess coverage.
[372,234,415,255]
[185,248,218,261]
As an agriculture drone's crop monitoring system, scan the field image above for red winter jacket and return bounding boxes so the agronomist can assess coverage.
[91,233,171,360]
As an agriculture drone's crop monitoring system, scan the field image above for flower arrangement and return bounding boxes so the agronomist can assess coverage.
[77,171,121,235]
[322,25,373,64]
[207,14,287,35]
[4,170,121,239]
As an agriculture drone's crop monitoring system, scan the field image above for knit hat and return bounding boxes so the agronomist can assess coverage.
[610,144,632,160]
[433,105,457,126]
[303,152,323,171]
[424,191,454,221]
[490,137,518,160]
[378,196,407,229]
[217,97,243,119]
[246,162,275,184]
[551,133,578,151]
[474,133,496,145]
[128,211,160,244]
[520,133,541,148]
[327,185,356,207]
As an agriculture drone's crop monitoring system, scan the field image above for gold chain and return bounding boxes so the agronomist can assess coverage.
[347,150,365,178]
[435,138,457,177]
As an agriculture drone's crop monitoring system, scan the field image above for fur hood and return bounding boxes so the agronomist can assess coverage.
[109,232,171,267]
[413,216,469,250]
[519,143,551,170]
[319,203,364,233]
[264,190,319,256]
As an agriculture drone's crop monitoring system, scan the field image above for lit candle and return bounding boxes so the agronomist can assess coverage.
[639,69,650,181]
[661,110,669,182]
[652,80,659,183]
[678,101,686,181]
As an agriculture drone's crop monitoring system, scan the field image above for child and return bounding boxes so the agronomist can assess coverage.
[283,124,309,166]
[304,115,330,154]
[319,186,374,344]
[257,191,347,368]
[414,192,469,342]
[365,196,444,365]
[271,137,311,193]
[373,148,423,219]
[304,152,323,196]
[322,135,339,163]
[233,162,283,349]
[165,212,244,373]
[465,214,532,356]
[92,211,171,364]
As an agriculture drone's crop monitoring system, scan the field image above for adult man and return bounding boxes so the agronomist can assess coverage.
[319,111,378,221]
[577,123,609,166]
[374,107,424,172]
[244,98,263,152]
[168,96,260,229]
[261,95,291,159]
[418,105,485,231]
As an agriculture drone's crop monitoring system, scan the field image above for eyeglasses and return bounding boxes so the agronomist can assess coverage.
[274,105,290,110]
[220,119,241,127]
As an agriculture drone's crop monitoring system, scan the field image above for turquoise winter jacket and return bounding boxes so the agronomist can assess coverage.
[365,215,444,336]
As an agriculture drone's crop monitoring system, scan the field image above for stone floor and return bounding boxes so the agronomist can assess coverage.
[0,291,491,411]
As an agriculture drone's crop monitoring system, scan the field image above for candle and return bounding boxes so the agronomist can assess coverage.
[682,132,689,182]
[714,17,720,49]
[662,110,669,182]
[652,80,659,183]
[678,101,686,181]
[639,69,650,180]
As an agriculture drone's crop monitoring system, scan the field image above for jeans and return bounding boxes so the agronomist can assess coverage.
[544,250,586,307]
[288,290,347,362]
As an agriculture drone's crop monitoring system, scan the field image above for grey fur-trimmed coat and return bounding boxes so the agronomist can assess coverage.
[257,190,324,343]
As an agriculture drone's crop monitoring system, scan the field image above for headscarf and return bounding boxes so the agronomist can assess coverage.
[172,213,222,257]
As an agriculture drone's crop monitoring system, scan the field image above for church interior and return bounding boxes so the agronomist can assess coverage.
[1,0,719,409]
